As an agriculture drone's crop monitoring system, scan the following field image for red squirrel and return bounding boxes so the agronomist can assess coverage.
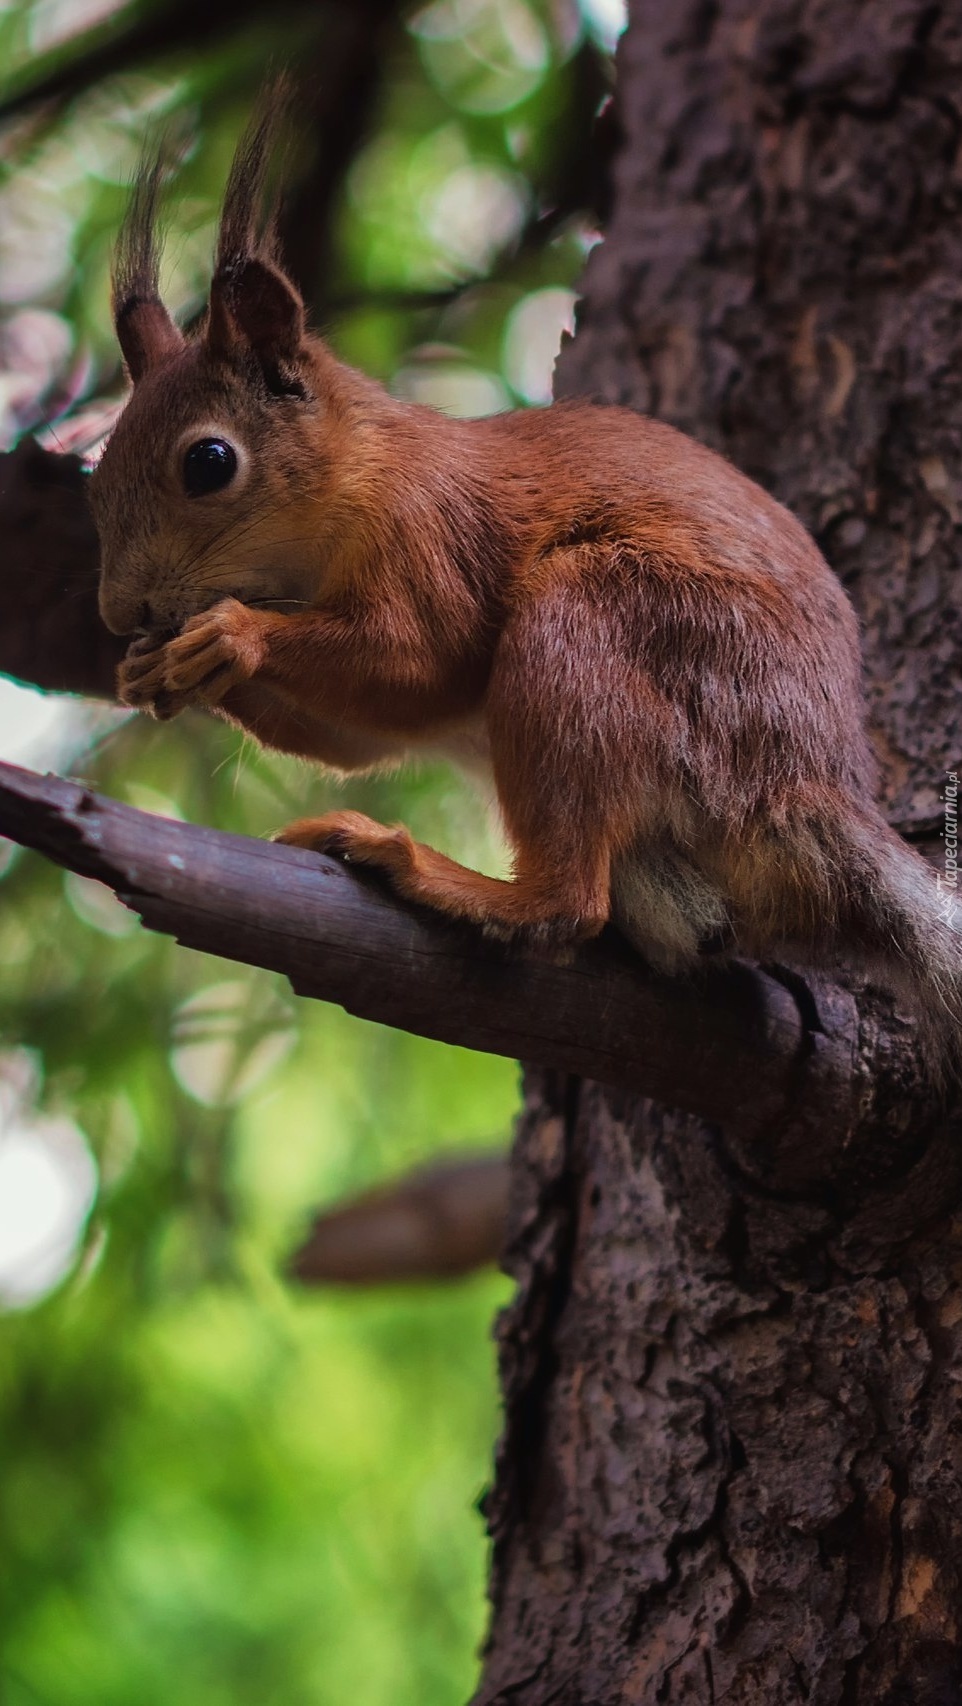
[89,106,962,1079]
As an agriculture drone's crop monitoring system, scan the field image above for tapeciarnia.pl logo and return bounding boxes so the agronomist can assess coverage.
[938,770,958,920]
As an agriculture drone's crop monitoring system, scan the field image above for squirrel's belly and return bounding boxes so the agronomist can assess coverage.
[422,714,494,785]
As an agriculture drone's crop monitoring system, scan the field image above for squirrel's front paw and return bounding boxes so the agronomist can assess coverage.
[117,632,185,720]
[118,599,270,716]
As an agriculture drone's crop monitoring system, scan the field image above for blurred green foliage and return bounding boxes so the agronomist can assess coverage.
[0,0,619,1698]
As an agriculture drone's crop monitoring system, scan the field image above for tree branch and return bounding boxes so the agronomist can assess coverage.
[0,759,940,1186]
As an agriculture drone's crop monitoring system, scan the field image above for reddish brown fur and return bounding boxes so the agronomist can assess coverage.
[89,118,962,1080]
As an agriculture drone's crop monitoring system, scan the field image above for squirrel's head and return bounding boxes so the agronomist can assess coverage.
[90,98,350,638]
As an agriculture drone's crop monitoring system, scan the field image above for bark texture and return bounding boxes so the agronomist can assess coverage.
[483,1075,962,1704]
[477,2,962,1700]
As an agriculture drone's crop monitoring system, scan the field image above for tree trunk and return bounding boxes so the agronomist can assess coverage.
[475,2,962,1700]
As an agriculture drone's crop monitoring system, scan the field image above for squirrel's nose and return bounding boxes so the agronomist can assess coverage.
[99,582,151,636]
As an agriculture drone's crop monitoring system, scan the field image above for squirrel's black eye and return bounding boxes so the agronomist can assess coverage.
[183,437,238,498]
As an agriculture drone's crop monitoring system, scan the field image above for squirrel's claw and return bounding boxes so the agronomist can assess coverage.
[273,810,405,868]
[117,598,270,714]
[116,636,176,715]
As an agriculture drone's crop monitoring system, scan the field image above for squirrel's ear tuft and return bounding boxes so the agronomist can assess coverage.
[112,148,184,382]
[205,77,309,397]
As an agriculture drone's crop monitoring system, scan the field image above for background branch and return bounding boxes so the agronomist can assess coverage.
[0,0,401,127]
[0,442,122,698]
[289,1152,510,1284]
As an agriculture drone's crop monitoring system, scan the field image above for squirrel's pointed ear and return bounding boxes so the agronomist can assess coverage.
[207,80,310,396]
[113,149,184,383]
[207,258,308,395]
[115,297,184,384]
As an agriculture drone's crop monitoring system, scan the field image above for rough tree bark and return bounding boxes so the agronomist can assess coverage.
[475,3,962,1701]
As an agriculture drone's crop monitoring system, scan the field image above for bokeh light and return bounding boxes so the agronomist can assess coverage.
[0,1051,98,1307]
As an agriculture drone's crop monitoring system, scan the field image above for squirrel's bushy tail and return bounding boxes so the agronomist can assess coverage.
[832,806,962,1083]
